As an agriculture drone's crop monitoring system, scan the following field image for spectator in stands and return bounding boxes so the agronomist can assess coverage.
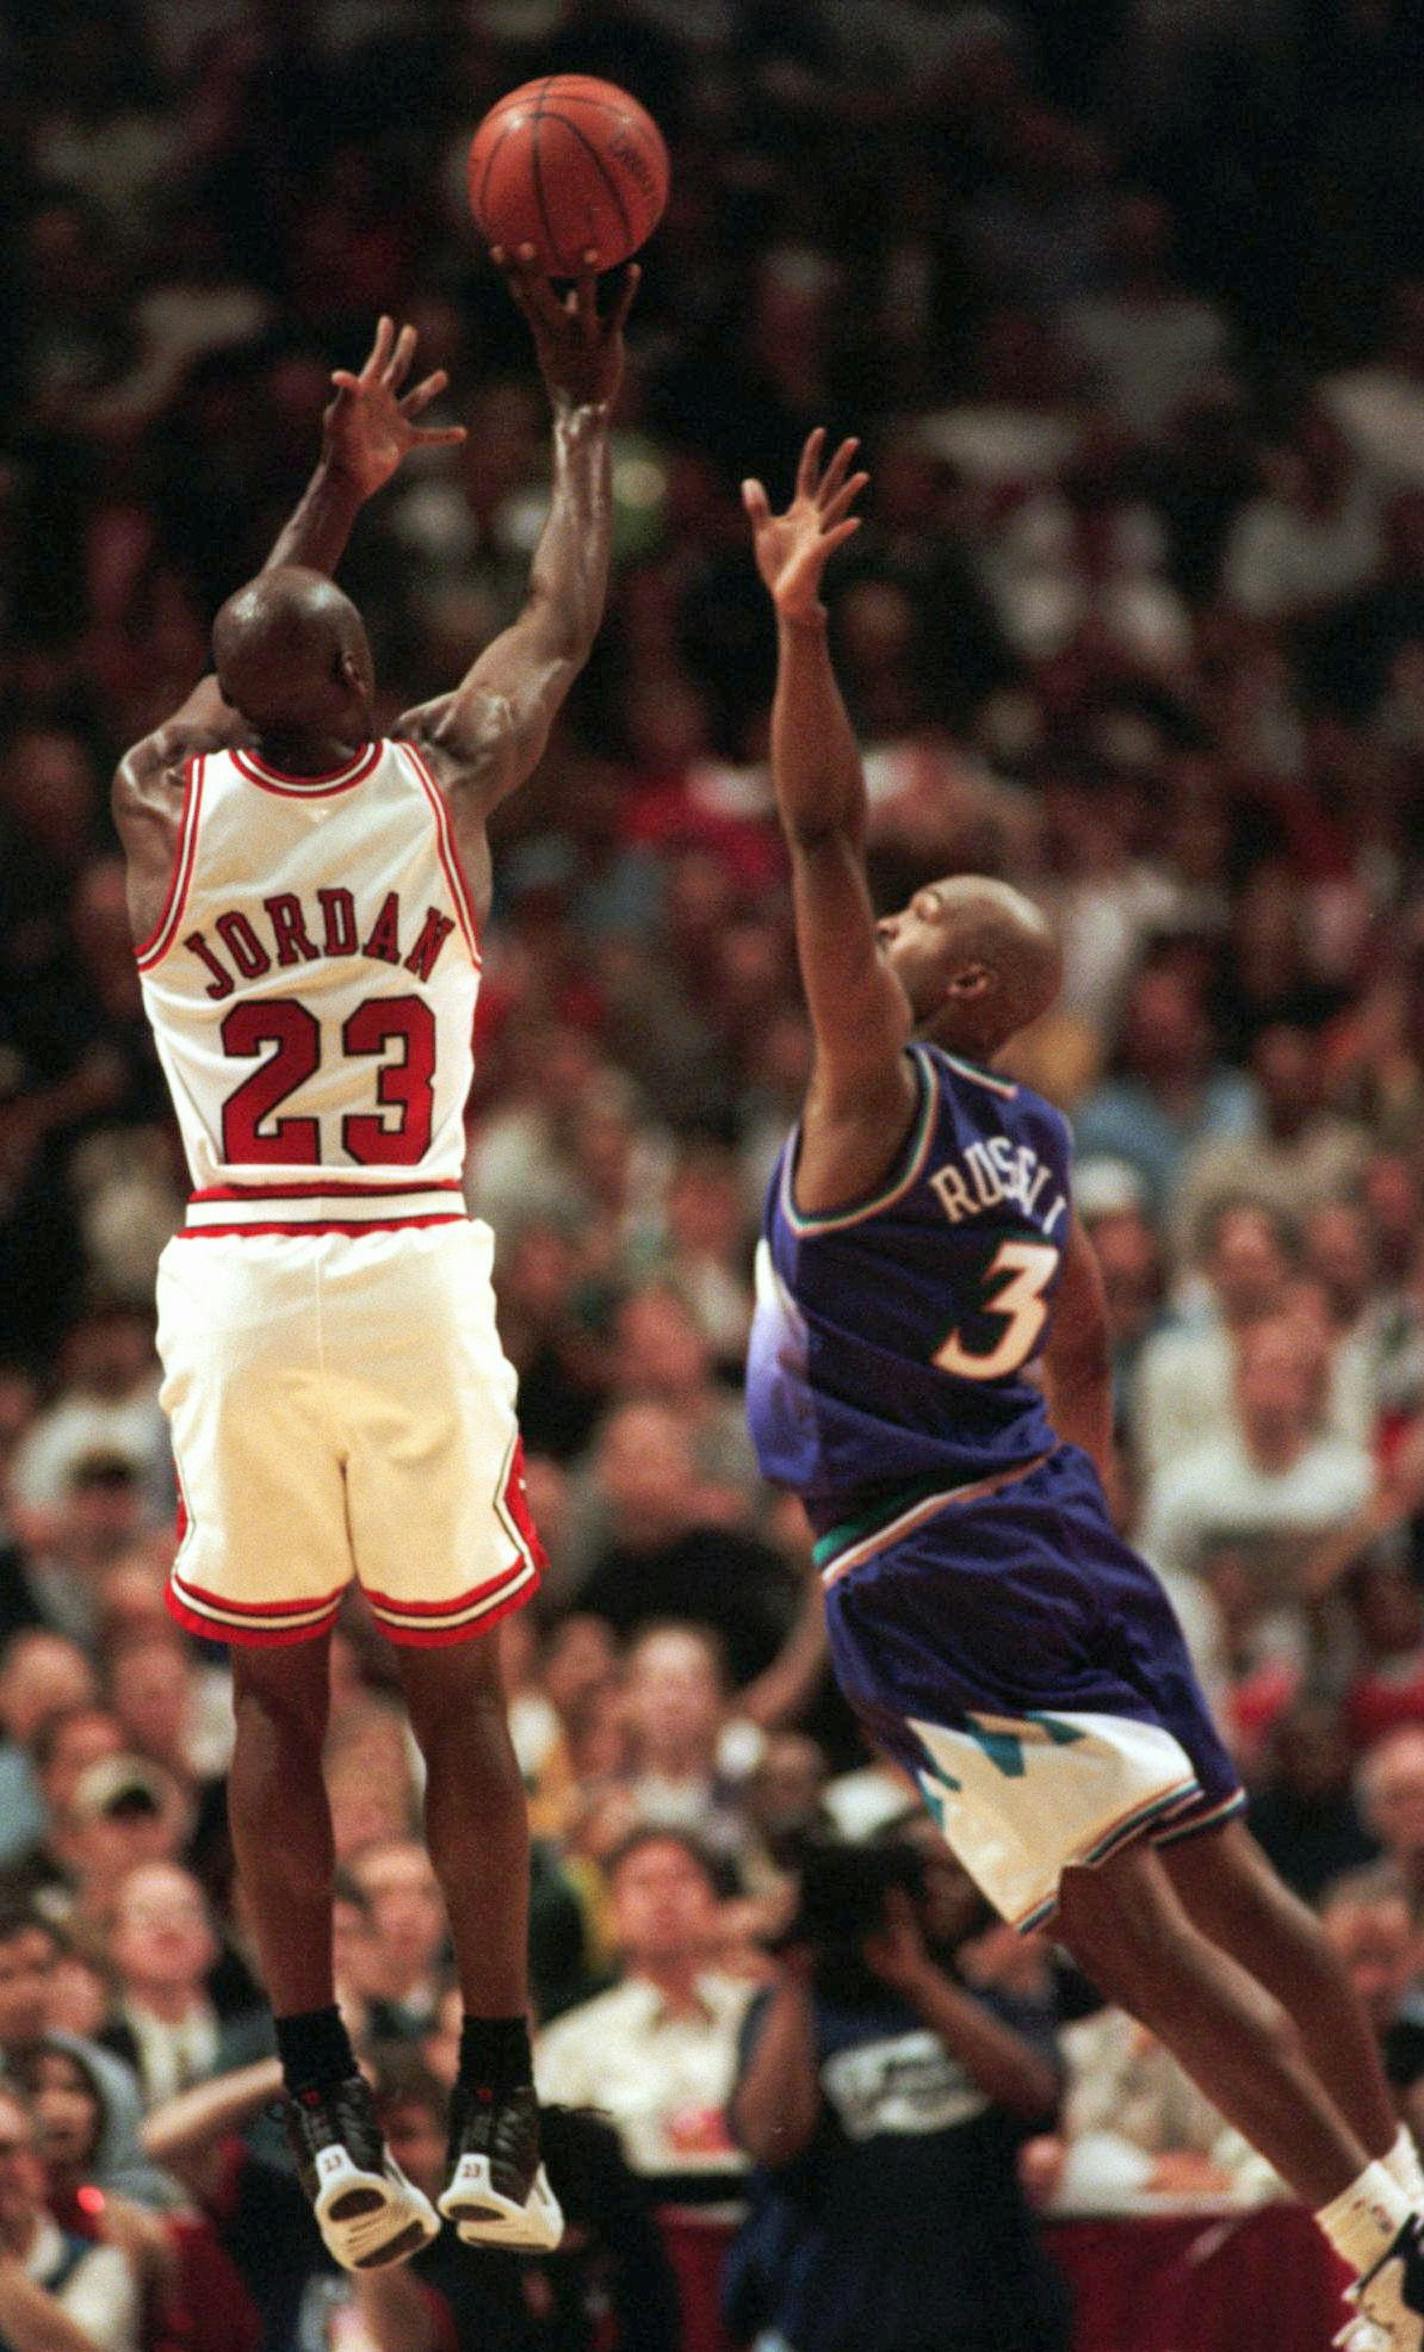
[609,1284,763,1514]
[1132,1197,1297,1482]
[0,2080,140,2352]
[1250,1697,1381,1900]
[574,1404,799,1688]
[97,1862,266,2105]
[0,1706,126,1913]
[535,1829,753,2208]
[1319,1869,1424,2139]
[729,1836,1068,2352]
[1358,1727,1424,1919]
[618,1623,754,1868]
[1223,403,1382,622]
[1072,963,1257,1213]
[52,1756,190,1937]
[0,1906,170,2207]
[1142,1314,1376,1617]
[1174,1023,1371,1259]
[1074,1161,1167,1412]
[345,1840,449,2041]
[3,1455,148,1652]
[0,1633,96,1867]
[7,1306,166,1529]
[1028,2004,1281,2210]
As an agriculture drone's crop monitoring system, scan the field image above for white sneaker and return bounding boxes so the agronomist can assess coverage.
[438,2082,564,2251]
[284,2079,440,2271]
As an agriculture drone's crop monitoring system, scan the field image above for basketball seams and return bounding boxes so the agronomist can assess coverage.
[529,88,564,275]
[469,73,667,273]
[473,114,519,223]
[546,112,635,246]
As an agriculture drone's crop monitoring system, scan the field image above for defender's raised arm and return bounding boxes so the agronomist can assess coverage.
[401,251,638,815]
[745,431,919,1209]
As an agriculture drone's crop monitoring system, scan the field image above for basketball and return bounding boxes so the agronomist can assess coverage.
[468,76,669,277]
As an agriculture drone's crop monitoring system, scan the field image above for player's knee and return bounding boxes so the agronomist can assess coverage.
[1057,1859,1184,1999]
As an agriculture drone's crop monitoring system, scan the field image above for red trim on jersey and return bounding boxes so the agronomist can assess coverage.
[189,1180,463,1202]
[231,743,381,797]
[175,1214,466,1239]
[371,1571,539,1646]
[397,742,482,964]
[174,1572,349,1618]
[166,1585,342,1647]
[363,1563,531,1618]
[135,755,206,969]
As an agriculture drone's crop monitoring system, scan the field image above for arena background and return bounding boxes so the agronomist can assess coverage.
[6,3,1424,2348]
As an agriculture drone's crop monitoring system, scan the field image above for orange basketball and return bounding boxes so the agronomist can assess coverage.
[468,75,669,277]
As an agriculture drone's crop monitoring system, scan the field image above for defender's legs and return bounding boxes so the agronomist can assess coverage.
[1055,1835,1372,2208]
[1161,1819,1400,2164]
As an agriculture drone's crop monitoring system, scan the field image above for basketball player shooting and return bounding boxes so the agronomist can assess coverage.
[742,433,1424,2350]
[113,255,637,2271]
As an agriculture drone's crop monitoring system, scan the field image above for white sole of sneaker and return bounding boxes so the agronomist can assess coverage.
[438,2156,564,2250]
[313,2143,440,2271]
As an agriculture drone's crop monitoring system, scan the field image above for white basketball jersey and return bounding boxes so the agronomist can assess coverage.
[137,738,480,1230]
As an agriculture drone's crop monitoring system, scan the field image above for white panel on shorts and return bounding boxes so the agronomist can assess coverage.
[910,1709,1202,1934]
[157,1220,541,1647]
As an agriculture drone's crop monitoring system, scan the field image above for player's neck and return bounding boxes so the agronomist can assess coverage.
[251,727,370,777]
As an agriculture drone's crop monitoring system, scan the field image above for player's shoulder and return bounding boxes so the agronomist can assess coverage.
[924,1043,1072,1143]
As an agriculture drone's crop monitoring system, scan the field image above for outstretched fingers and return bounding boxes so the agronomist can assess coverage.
[816,436,860,505]
[361,315,396,380]
[741,478,772,529]
[493,245,569,334]
[819,468,870,527]
[795,428,827,500]
[382,322,418,391]
[400,368,449,418]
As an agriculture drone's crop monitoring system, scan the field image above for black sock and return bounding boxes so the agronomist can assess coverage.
[274,2005,358,2096]
[458,2015,532,2094]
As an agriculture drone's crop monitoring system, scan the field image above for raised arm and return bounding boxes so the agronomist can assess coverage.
[399,249,638,820]
[114,319,462,943]
[744,433,917,1211]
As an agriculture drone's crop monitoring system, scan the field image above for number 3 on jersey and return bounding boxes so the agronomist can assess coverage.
[934,1239,1059,1380]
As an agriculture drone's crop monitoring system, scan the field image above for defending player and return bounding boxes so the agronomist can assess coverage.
[113,257,636,2270]
[742,433,1424,2350]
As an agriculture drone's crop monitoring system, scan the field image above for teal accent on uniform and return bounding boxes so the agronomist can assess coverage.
[1030,1714,1088,1749]
[811,1473,979,1569]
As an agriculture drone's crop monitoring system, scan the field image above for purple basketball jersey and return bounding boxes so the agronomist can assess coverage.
[746,1043,1072,1532]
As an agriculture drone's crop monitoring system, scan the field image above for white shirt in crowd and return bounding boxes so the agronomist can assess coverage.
[23,2214,139,2352]
[535,1971,753,2201]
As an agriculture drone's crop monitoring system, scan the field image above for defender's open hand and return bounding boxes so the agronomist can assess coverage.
[495,244,640,413]
[324,317,467,500]
[743,430,869,624]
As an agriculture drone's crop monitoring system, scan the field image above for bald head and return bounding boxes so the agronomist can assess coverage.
[878,875,1061,1057]
[213,567,373,738]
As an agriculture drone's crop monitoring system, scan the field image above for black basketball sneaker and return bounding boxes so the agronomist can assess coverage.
[437,2081,564,2249]
[284,2076,439,2271]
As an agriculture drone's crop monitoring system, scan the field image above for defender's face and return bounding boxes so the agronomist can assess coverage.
[875,887,957,1024]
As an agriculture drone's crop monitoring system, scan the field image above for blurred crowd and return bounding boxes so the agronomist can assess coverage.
[10,0,1424,2346]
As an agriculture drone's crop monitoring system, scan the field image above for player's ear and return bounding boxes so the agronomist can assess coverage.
[945,963,992,1002]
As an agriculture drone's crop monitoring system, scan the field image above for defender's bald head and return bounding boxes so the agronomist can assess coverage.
[213,567,373,735]
[877,874,1061,1058]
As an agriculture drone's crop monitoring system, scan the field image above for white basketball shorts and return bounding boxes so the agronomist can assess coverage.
[155,1219,543,1647]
